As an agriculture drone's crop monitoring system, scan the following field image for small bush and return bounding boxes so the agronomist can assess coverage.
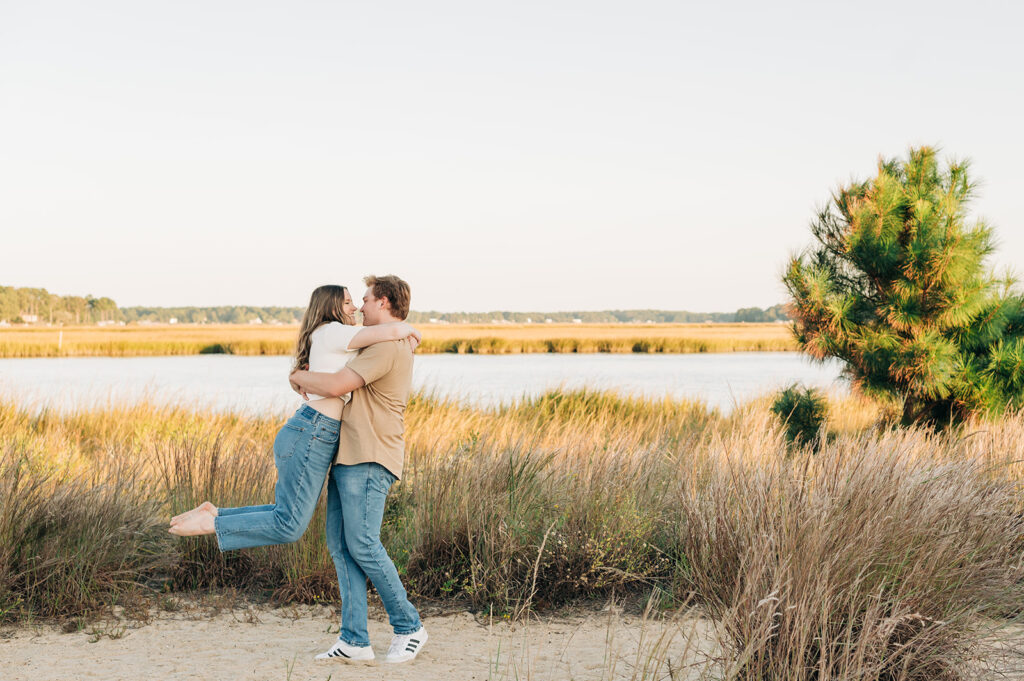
[770,384,828,447]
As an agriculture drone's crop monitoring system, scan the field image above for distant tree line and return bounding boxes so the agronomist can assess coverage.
[406,305,790,324]
[733,304,790,323]
[0,286,118,325]
[0,286,790,325]
[120,306,302,324]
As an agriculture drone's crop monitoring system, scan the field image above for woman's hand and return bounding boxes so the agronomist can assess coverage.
[391,322,422,352]
[289,370,309,400]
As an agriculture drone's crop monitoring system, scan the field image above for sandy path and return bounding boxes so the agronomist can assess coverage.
[0,604,715,681]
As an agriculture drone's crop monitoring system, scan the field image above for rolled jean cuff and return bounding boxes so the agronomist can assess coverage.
[214,516,227,552]
[393,623,421,635]
[340,635,370,647]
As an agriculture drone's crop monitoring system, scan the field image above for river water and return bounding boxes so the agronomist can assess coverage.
[0,352,845,415]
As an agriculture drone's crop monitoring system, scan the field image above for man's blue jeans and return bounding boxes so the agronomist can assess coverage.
[326,462,421,647]
[214,405,339,552]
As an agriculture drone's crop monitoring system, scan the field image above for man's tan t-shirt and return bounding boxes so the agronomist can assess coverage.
[333,338,413,479]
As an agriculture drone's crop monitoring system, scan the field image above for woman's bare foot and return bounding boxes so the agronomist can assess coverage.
[168,509,216,536]
[171,501,217,526]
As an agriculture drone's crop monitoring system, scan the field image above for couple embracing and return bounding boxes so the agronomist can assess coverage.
[170,274,426,665]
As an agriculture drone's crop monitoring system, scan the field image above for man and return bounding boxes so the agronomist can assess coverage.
[289,274,426,665]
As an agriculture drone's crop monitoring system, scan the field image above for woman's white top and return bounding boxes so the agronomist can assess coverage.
[306,322,360,403]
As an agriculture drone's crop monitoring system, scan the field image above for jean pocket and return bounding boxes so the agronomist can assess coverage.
[368,465,396,495]
[313,424,339,445]
[274,424,305,461]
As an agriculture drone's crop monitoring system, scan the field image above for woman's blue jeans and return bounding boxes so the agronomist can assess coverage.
[214,405,340,552]
[326,462,422,646]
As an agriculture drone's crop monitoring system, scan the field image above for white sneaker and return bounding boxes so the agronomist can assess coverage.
[385,626,428,664]
[315,638,375,663]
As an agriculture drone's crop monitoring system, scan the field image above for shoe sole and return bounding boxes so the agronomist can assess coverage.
[316,655,376,665]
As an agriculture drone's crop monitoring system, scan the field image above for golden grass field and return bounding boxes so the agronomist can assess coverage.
[3,389,1024,679]
[0,322,796,357]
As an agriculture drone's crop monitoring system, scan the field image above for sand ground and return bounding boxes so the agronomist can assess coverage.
[6,603,1023,681]
[0,603,716,681]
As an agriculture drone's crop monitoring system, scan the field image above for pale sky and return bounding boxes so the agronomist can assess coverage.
[1,1,1021,312]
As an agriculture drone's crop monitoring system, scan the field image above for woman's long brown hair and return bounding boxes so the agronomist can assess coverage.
[293,285,355,371]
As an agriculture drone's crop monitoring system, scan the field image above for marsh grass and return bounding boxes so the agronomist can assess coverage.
[0,444,172,621]
[0,323,795,357]
[2,391,1023,679]
[674,431,1024,680]
[0,325,297,358]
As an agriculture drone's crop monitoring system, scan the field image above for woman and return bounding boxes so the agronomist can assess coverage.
[168,284,420,550]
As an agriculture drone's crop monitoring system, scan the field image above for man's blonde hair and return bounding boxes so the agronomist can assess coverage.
[364,274,411,320]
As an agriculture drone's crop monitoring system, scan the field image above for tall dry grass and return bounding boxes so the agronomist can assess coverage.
[1,392,1022,678]
[673,424,1024,680]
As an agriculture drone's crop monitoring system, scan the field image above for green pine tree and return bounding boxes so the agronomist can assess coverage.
[783,147,1024,426]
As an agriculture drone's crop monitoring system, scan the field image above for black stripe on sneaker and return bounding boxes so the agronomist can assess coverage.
[331,649,350,658]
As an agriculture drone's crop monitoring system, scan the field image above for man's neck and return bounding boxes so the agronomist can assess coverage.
[371,314,401,326]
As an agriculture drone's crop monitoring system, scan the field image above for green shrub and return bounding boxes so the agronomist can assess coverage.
[770,384,828,447]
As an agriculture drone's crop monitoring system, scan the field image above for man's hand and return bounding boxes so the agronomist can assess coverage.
[409,334,421,352]
[291,367,366,398]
